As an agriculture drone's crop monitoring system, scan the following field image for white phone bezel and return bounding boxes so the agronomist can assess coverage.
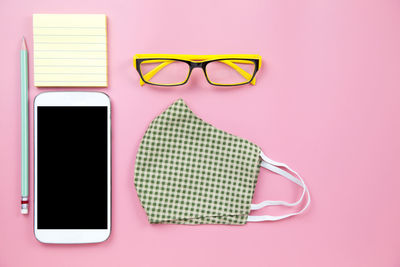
[34,92,111,244]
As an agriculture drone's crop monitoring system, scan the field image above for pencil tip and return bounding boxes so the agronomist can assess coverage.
[21,37,27,50]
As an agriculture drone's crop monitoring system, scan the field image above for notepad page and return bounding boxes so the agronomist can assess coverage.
[33,14,108,87]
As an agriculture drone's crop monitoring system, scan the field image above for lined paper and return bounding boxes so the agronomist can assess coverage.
[33,14,108,87]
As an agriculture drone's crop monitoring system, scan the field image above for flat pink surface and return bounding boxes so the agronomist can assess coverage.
[1,0,400,266]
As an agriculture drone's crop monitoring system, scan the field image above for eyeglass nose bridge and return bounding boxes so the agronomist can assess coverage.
[189,61,206,69]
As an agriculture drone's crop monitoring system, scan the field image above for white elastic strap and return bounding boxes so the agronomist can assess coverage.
[247,151,311,222]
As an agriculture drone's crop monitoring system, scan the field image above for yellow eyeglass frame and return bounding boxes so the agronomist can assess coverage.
[133,54,262,86]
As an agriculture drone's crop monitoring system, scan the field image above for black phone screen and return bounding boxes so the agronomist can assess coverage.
[37,106,108,229]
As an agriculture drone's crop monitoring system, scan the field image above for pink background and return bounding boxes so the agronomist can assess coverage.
[1,0,400,266]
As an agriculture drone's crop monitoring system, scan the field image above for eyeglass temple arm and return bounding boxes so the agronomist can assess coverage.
[139,60,174,86]
[139,60,256,86]
[219,60,256,85]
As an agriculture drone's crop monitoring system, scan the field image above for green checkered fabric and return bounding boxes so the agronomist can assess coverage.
[134,99,261,224]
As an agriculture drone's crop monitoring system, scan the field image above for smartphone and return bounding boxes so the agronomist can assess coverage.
[34,92,111,244]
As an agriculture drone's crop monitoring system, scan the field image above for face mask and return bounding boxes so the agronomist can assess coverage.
[134,99,310,224]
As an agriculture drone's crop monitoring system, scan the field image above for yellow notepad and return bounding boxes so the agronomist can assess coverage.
[33,14,108,87]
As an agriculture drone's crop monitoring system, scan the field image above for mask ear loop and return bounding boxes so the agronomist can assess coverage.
[247,151,311,222]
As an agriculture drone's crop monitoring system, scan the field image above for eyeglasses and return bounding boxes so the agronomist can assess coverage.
[133,54,261,86]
